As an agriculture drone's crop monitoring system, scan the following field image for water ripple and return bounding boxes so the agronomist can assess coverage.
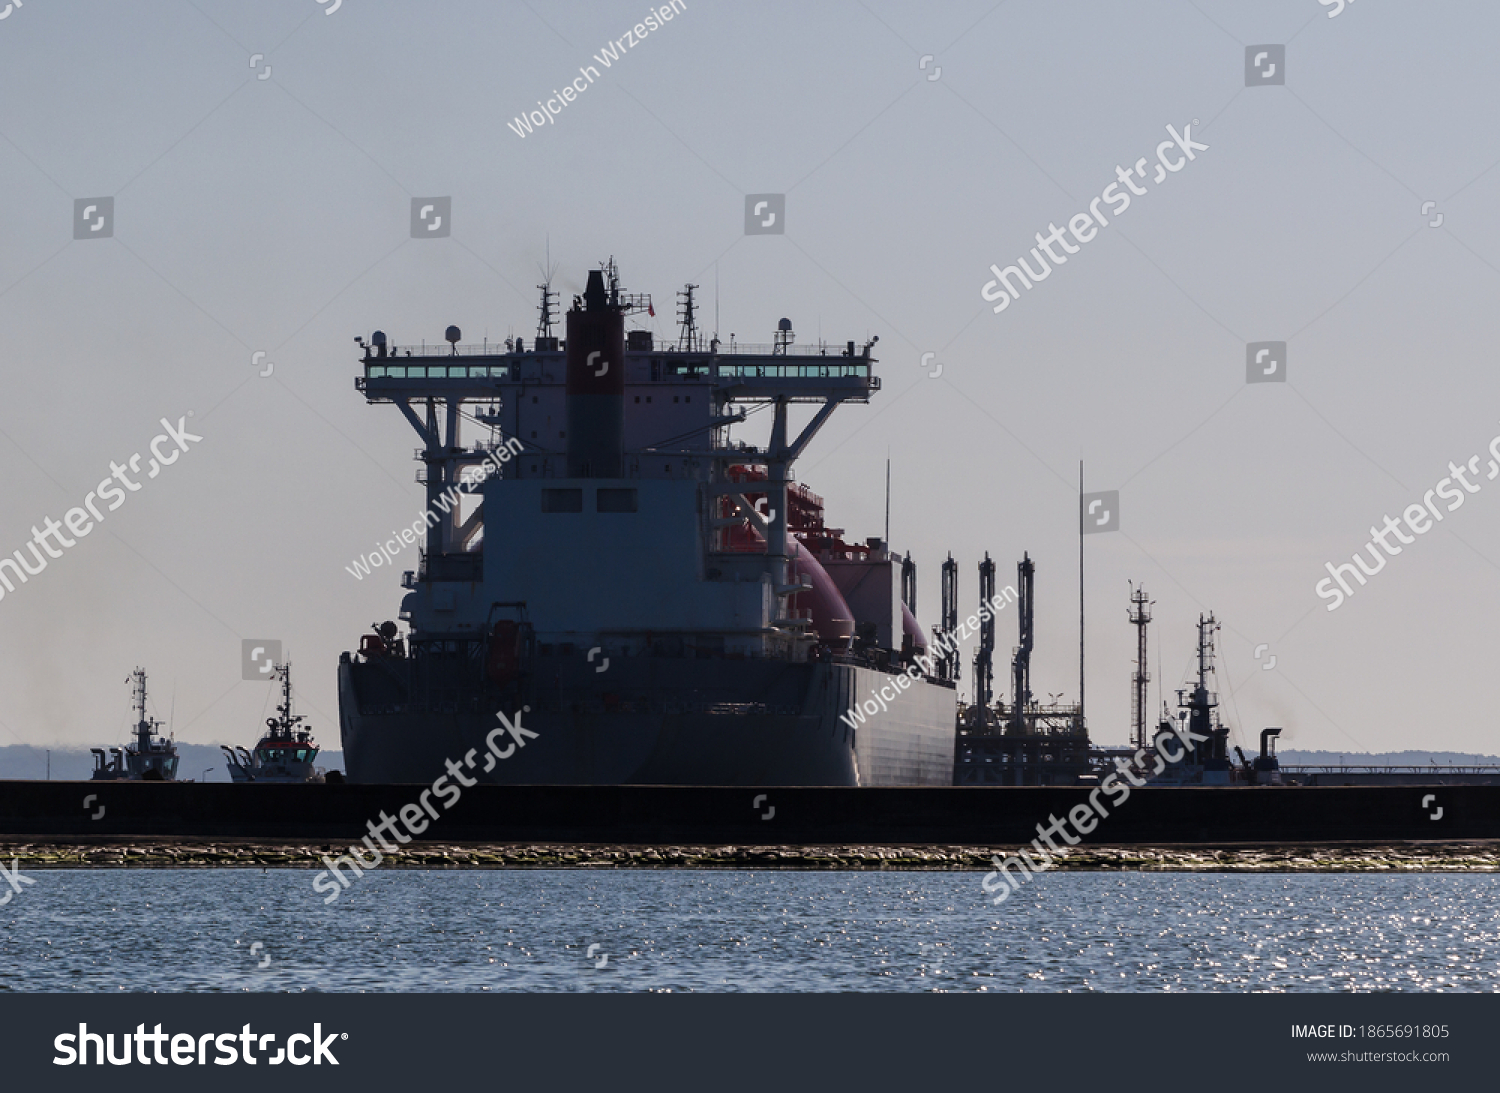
[1,870,1496,992]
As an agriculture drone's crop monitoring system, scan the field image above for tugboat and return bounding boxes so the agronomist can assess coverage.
[91,668,181,781]
[222,662,326,783]
[1148,613,1235,786]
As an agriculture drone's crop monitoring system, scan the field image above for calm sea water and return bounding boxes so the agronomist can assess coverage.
[1,869,1497,992]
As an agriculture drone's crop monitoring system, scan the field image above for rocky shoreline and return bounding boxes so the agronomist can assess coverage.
[1,839,1498,872]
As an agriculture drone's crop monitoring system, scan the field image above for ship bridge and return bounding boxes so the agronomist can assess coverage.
[353,264,883,660]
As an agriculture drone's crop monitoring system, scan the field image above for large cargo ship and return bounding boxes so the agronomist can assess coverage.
[338,262,955,785]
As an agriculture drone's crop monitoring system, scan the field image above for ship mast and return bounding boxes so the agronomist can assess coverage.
[535,280,559,346]
[1176,613,1226,768]
[129,667,161,752]
[676,283,700,351]
[272,662,307,740]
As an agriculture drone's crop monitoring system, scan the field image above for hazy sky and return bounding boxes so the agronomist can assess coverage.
[3,0,1499,768]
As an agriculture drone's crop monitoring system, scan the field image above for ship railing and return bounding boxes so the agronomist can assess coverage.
[365,340,870,361]
[365,343,538,360]
[362,358,876,383]
[417,550,483,583]
[714,342,872,358]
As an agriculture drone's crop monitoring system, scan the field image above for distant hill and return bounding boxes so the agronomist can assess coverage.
[0,744,344,782]
[1276,749,1500,766]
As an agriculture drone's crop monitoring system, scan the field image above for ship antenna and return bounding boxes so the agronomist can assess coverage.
[1078,460,1085,736]
[601,255,621,307]
[1128,582,1153,752]
[676,283,700,351]
[130,667,160,750]
[536,279,559,342]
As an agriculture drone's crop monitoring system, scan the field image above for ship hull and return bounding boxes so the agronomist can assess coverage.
[338,656,955,786]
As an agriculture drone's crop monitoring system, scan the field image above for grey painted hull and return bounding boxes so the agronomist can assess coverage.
[339,657,954,786]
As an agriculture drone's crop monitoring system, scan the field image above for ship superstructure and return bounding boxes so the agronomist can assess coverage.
[222,661,324,783]
[338,262,955,785]
[1148,612,1234,785]
[91,668,180,781]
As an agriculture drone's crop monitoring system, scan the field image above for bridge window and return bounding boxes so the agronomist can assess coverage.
[597,488,638,513]
[541,489,583,513]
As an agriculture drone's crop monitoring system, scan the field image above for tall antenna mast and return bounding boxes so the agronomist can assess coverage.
[1128,582,1153,751]
[1079,460,1086,734]
[884,456,891,546]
